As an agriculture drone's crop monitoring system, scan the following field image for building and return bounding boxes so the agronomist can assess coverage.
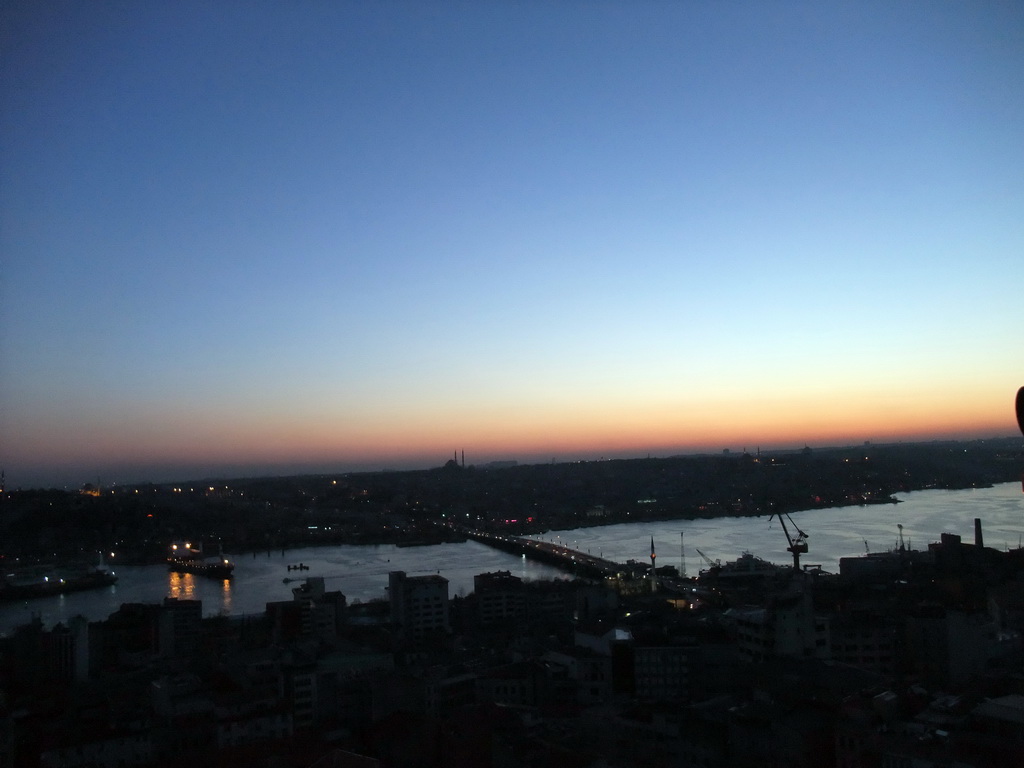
[266,576,347,642]
[158,597,201,658]
[904,605,1001,687]
[292,576,346,640]
[388,571,450,638]
[473,570,525,625]
[827,610,898,675]
[731,582,828,663]
[634,643,693,702]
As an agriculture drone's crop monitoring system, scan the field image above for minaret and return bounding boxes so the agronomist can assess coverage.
[650,536,657,592]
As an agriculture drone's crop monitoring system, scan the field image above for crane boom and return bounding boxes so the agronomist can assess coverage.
[694,547,720,570]
[769,512,809,571]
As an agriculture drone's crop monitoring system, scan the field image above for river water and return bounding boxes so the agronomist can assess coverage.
[2,482,1021,635]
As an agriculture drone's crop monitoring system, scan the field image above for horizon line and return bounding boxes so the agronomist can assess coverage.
[4,433,1021,492]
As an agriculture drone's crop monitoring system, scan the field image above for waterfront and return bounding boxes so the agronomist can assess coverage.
[2,482,1021,635]
[536,481,1024,574]
[0,540,570,635]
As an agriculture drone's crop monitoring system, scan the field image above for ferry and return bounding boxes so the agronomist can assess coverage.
[167,541,234,579]
[0,560,117,601]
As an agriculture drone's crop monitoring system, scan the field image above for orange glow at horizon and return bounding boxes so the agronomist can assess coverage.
[8,384,1017,475]
[3,4,1022,493]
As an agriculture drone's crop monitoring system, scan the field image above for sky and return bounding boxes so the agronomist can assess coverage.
[2,1,1023,488]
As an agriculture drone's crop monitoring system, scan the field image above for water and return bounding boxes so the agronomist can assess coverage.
[0,540,569,634]
[2,482,1021,634]
[531,482,1024,574]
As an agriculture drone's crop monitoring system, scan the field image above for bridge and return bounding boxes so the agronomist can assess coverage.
[463,529,632,579]
[460,528,721,602]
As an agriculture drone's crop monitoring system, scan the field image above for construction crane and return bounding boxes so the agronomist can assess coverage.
[694,547,720,571]
[769,512,809,571]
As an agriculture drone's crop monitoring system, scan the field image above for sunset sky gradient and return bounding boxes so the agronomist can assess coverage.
[2,1,1023,487]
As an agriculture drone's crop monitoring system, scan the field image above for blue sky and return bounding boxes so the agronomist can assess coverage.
[2,1,1023,488]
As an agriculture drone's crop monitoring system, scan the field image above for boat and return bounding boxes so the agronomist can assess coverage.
[0,561,117,601]
[699,551,784,583]
[167,541,234,579]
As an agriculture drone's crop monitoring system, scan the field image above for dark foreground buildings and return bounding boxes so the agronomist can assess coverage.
[3,517,1024,767]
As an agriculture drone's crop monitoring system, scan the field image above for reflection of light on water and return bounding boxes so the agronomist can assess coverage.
[168,571,195,599]
[2,484,1016,636]
[220,578,232,613]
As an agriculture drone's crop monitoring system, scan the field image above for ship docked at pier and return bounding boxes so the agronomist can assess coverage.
[0,559,117,601]
[167,541,234,579]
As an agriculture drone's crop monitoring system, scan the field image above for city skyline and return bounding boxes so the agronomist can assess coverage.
[2,2,1023,489]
